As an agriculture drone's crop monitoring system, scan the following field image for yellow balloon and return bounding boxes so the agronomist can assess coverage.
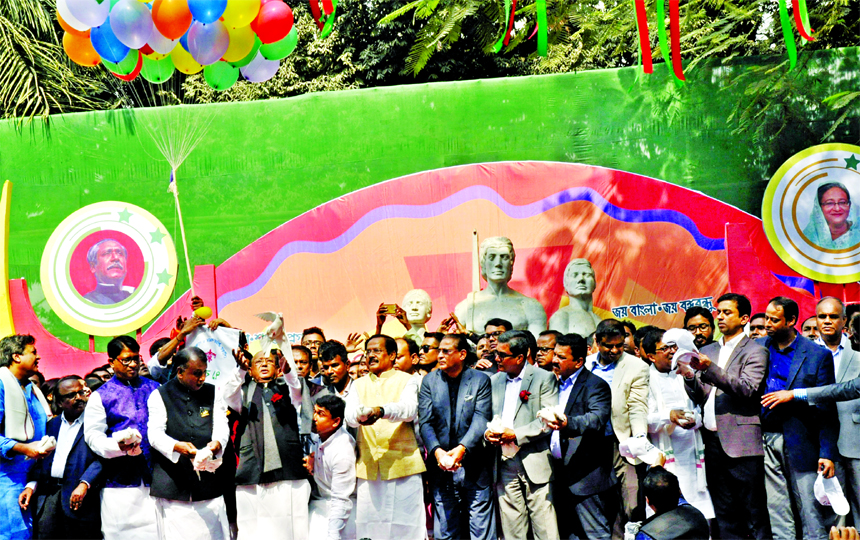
[223,25,255,62]
[222,0,261,29]
[144,51,169,61]
[171,45,203,74]
[194,306,213,319]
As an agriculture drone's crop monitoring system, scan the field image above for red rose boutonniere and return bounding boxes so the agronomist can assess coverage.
[271,393,283,404]
[519,390,531,403]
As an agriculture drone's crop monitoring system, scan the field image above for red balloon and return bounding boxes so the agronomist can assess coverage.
[250,1,293,44]
[140,43,155,55]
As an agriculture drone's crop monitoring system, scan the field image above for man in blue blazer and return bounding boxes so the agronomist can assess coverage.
[546,333,617,540]
[418,333,495,540]
[759,296,838,540]
[20,375,102,539]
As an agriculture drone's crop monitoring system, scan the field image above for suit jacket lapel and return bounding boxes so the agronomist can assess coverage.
[787,339,807,389]
[836,347,852,382]
[454,370,471,435]
[723,337,746,372]
[492,374,506,418]
[564,369,587,416]
[513,365,534,421]
[437,372,452,435]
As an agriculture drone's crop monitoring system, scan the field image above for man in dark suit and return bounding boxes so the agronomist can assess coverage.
[758,296,838,540]
[485,330,559,540]
[683,292,771,539]
[418,333,495,540]
[546,333,617,540]
[20,375,102,539]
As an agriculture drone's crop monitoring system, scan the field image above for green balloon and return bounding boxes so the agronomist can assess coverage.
[204,62,240,91]
[103,49,138,76]
[141,55,175,84]
[229,37,261,68]
[260,27,298,61]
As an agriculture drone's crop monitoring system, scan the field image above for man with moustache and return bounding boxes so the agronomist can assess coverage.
[320,341,354,400]
[684,306,716,350]
[419,334,495,540]
[417,332,443,375]
[345,335,425,540]
[0,335,53,540]
[21,376,102,539]
[83,239,135,305]
[536,330,561,372]
[84,335,160,540]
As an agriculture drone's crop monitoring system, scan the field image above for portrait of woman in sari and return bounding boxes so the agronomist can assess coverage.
[803,181,860,249]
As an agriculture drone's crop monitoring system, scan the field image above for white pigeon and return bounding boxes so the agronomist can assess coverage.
[255,311,295,373]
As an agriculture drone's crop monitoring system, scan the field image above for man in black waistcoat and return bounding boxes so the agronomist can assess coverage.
[223,348,310,540]
[147,347,230,540]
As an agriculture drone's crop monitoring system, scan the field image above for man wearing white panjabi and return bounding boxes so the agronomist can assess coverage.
[222,348,310,540]
[641,328,714,519]
[345,335,426,540]
[83,335,160,540]
[147,347,230,540]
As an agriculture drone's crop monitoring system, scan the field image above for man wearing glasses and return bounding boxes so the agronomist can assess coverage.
[683,293,771,539]
[23,375,103,539]
[417,332,443,376]
[301,327,327,385]
[84,335,160,540]
[684,306,716,350]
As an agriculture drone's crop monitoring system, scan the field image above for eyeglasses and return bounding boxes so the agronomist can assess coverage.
[112,355,141,366]
[495,350,520,359]
[822,201,851,210]
[537,347,554,353]
[420,345,439,353]
[57,389,88,401]
[486,331,504,338]
[655,343,679,354]
[686,324,712,333]
[302,340,324,347]
[439,347,461,355]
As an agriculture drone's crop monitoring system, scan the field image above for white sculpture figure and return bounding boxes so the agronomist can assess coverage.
[454,237,547,336]
[402,288,432,344]
[548,259,603,336]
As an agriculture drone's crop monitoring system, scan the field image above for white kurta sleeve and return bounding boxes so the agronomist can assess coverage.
[344,386,361,429]
[279,369,303,410]
[221,367,248,413]
[380,374,419,422]
[147,391,181,463]
[83,392,125,459]
[326,441,356,540]
[211,390,230,456]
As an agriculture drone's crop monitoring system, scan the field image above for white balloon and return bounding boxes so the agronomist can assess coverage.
[65,0,110,28]
[110,0,154,49]
[147,26,179,55]
[240,51,280,83]
[57,0,90,31]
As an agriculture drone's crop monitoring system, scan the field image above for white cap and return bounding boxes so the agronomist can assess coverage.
[814,472,850,516]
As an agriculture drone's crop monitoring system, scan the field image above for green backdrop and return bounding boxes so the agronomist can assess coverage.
[2,46,858,349]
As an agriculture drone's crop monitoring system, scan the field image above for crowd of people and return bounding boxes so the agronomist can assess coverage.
[3,292,860,540]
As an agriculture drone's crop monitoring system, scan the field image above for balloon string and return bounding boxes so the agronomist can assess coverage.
[798,0,813,44]
[656,0,671,72]
[778,0,797,70]
[492,0,512,53]
[791,0,814,41]
[669,0,685,82]
[634,0,653,73]
[503,0,518,46]
[536,0,547,56]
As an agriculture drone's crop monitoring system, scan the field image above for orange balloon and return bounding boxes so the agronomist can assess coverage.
[58,13,89,38]
[63,32,100,67]
[152,0,193,40]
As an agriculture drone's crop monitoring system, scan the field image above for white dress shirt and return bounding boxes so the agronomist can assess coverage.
[816,333,851,378]
[703,332,744,431]
[51,413,84,479]
[313,426,357,540]
[147,388,229,463]
[501,364,535,429]
[221,366,303,415]
[550,366,584,459]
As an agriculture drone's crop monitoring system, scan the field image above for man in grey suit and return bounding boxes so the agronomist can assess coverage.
[418,333,495,540]
[762,297,860,518]
[684,293,771,539]
[485,330,560,540]
[547,333,617,540]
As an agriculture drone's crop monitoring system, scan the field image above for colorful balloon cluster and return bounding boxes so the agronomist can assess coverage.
[59,0,298,91]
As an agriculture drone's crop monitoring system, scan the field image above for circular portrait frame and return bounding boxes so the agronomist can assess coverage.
[40,202,178,336]
[763,143,860,284]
